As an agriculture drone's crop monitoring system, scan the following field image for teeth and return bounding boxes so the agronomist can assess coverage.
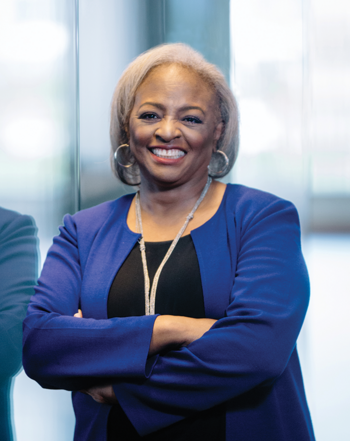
[151,148,185,159]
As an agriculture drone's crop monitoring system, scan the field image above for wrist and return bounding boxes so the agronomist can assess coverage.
[155,315,184,345]
[149,315,185,356]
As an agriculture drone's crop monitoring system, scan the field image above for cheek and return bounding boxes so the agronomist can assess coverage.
[129,123,153,149]
[186,129,216,153]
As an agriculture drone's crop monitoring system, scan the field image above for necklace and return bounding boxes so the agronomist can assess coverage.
[135,176,212,315]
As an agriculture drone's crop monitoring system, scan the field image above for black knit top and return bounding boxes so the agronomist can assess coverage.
[107,235,225,440]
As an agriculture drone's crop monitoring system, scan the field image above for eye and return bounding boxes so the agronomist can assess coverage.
[183,116,202,124]
[139,112,159,120]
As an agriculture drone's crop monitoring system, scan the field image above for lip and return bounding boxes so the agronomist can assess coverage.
[148,146,187,164]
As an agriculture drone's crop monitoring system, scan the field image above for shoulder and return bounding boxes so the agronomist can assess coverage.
[60,193,135,237]
[225,183,294,208]
[0,207,37,242]
[225,183,297,213]
[224,184,300,230]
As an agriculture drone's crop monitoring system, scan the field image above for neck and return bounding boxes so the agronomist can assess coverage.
[138,175,211,218]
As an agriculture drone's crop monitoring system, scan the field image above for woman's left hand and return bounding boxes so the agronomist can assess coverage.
[80,384,118,404]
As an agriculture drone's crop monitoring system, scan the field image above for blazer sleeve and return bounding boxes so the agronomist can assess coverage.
[22,214,158,391]
[112,198,310,436]
[0,212,38,379]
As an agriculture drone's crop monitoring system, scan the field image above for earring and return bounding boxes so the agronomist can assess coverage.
[208,150,229,177]
[114,144,135,168]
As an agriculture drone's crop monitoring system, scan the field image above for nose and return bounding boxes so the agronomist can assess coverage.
[155,118,180,143]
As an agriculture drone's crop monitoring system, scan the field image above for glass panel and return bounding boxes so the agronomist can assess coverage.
[307,0,350,231]
[302,234,350,441]
[308,0,350,197]
[0,0,77,439]
[230,0,306,226]
[230,0,350,232]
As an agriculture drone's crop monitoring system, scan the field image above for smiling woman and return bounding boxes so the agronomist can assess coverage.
[110,43,239,187]
[23,43,315,441]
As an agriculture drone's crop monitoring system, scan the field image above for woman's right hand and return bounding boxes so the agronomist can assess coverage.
[149,315,216,357]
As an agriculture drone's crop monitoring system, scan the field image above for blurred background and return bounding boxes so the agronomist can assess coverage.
[0,0,349,439]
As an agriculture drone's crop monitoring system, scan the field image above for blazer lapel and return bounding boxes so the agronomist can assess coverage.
[81,196,140,319]
[191,192,237,319]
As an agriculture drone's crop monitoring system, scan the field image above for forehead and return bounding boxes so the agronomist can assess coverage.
[134,64,217,107]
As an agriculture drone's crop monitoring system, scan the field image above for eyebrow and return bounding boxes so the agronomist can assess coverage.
[138,102,206,116]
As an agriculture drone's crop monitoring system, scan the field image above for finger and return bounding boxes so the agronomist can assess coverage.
[74,309,83,318]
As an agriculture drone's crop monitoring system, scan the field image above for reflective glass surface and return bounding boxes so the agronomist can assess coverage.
[0,0,77,439]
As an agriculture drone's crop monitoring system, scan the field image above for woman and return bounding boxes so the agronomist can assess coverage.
[23,43,315,440]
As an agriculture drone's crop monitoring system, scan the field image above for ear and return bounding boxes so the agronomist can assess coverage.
[213,121,224,151]
[124,124,130,142]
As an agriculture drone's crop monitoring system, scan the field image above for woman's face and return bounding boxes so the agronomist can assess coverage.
[128,64,223,187]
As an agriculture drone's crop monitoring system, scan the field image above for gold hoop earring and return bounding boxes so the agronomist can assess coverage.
[114,144,135,168]
[208,150,229,177]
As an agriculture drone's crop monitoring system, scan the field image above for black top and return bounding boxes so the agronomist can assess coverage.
[107,235,225,440]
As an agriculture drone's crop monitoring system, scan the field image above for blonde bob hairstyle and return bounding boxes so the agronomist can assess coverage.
[110,43,239,185]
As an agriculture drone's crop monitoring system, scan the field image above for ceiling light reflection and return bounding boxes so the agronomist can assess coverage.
[0,20,68,63]
[2,117,68,159]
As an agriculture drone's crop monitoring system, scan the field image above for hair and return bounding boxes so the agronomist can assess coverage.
[110,43,239,185]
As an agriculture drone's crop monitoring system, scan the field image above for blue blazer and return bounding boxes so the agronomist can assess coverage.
[23,184,315,440]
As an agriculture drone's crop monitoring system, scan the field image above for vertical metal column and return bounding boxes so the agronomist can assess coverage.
[145,0,166,47]
[74,0,81,213]
[164,0,231,84]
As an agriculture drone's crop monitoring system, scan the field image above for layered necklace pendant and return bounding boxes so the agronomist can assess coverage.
[135,176,212,315]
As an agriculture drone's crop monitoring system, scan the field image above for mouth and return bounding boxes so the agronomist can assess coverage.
[149,148,186,159]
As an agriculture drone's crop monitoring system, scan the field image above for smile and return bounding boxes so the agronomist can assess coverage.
[150,148,186,159]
